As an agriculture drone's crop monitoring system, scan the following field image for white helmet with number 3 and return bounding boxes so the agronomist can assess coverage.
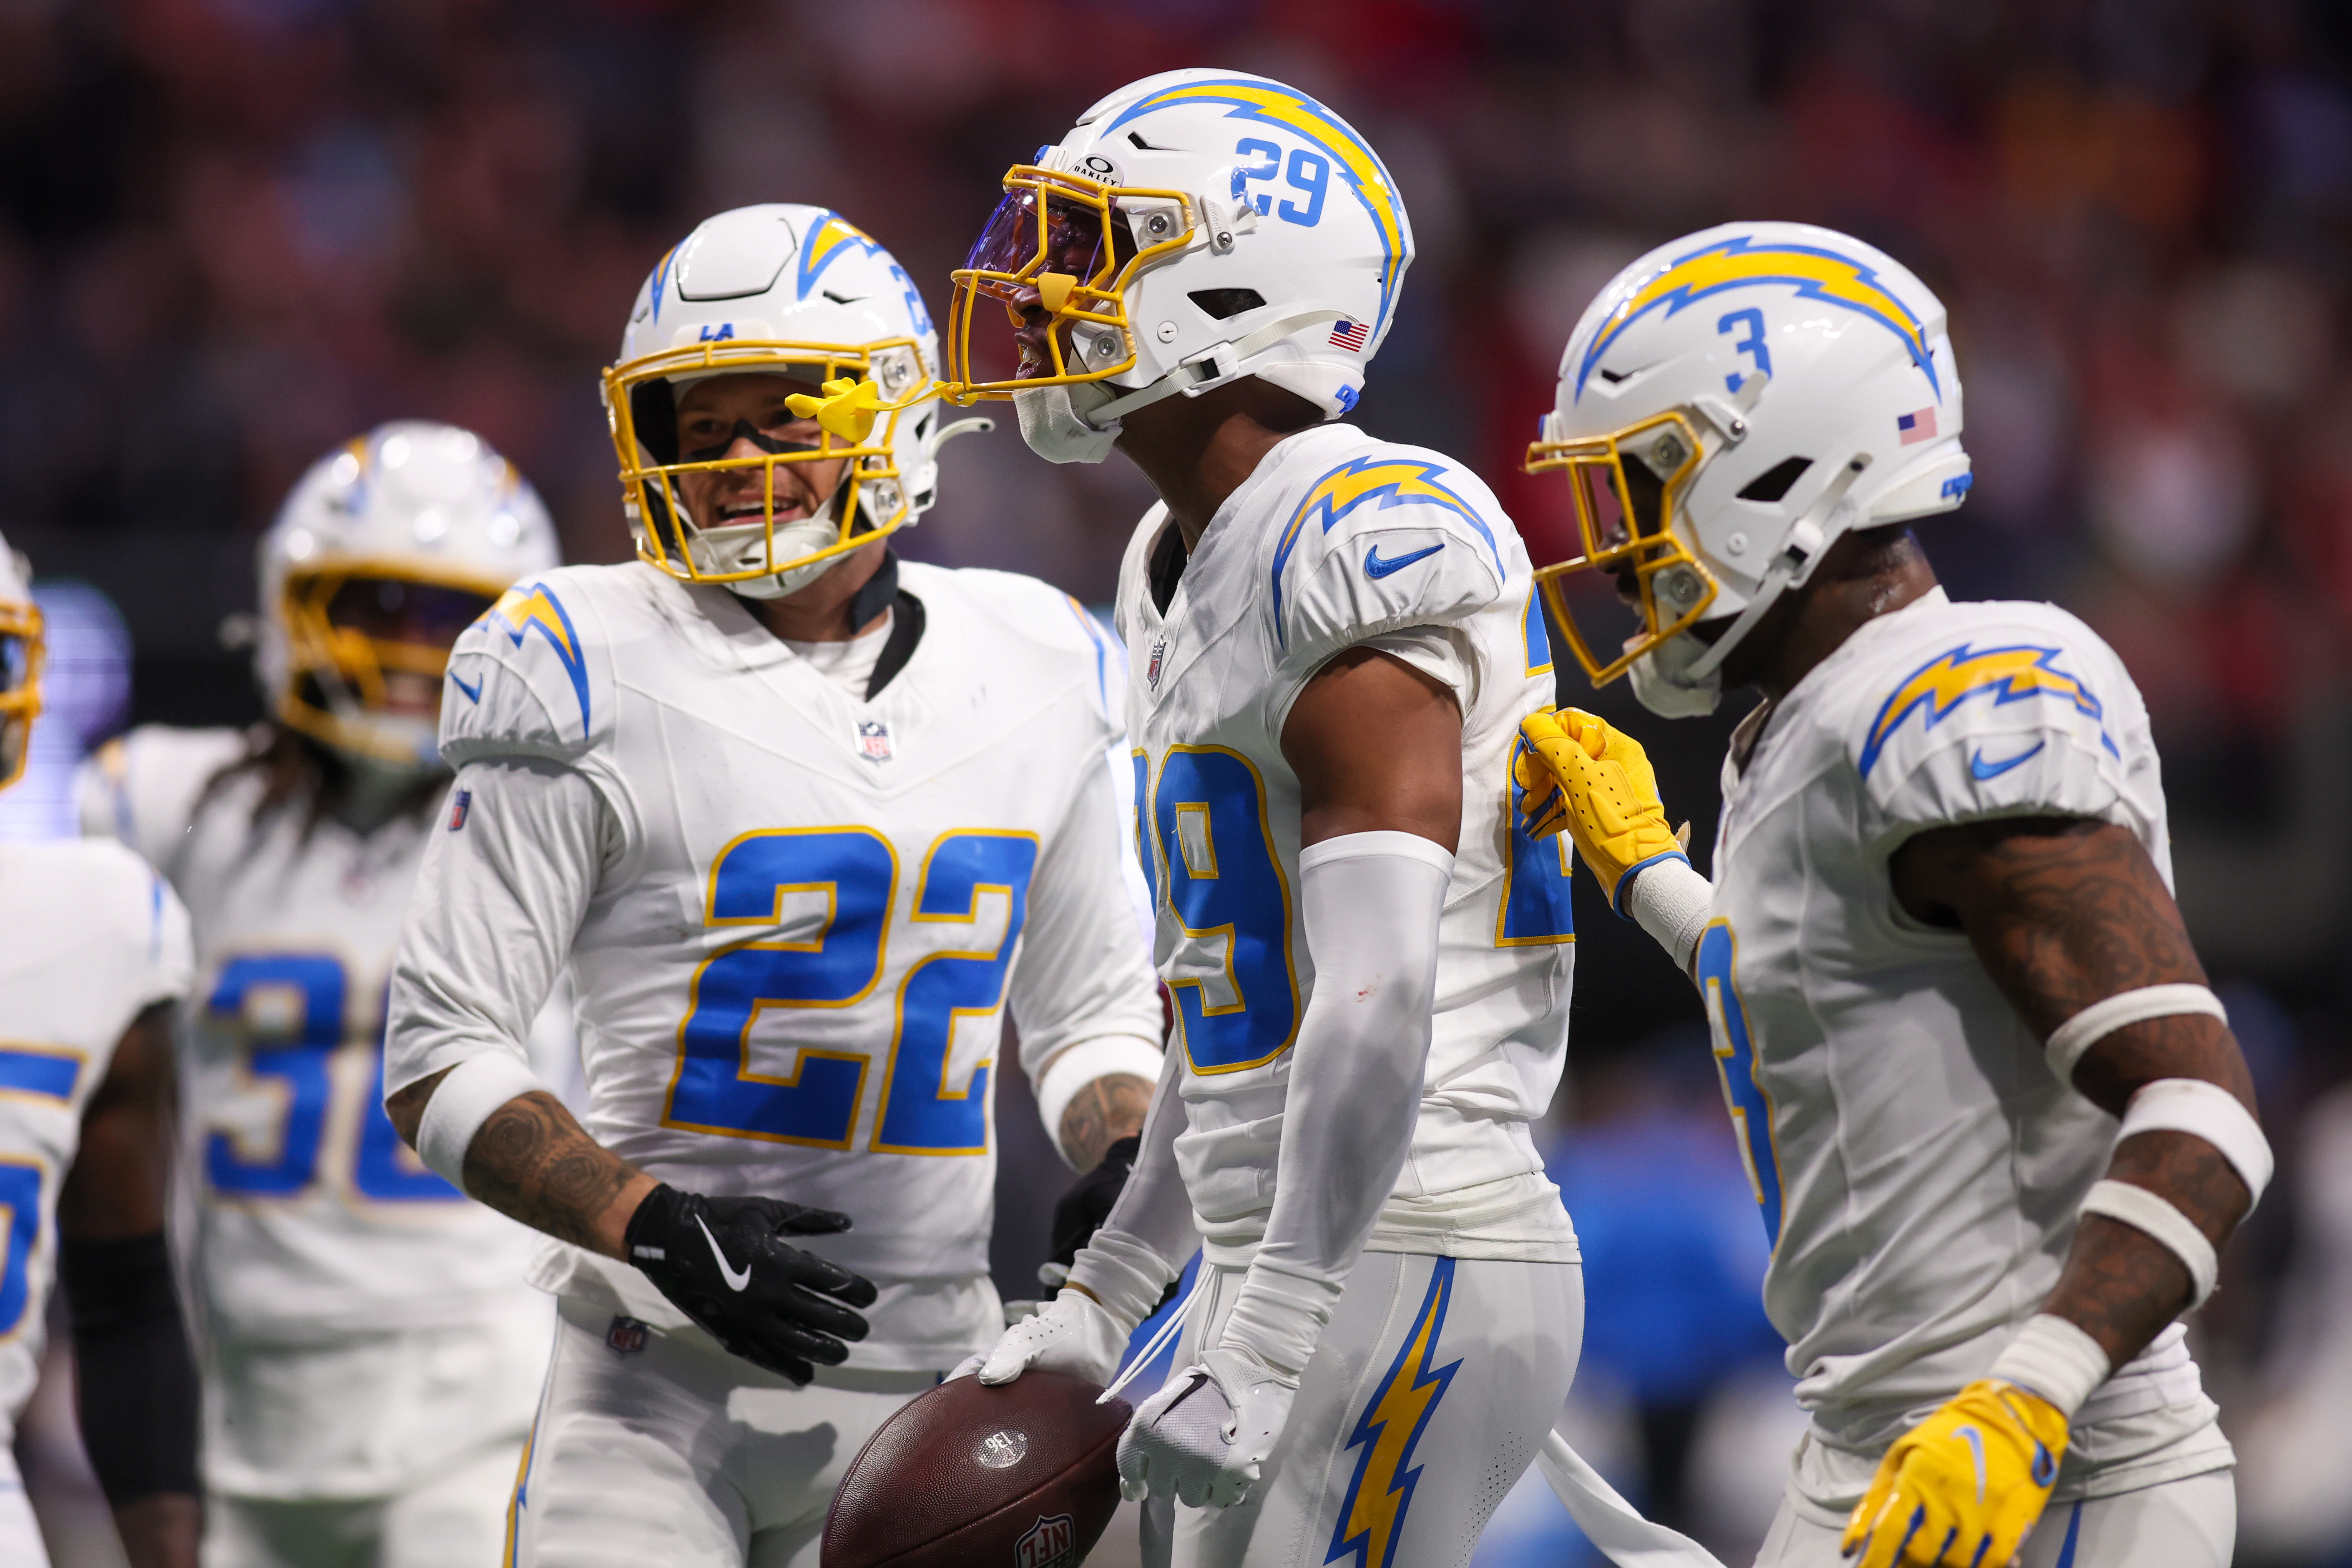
[259,421,559,769]
[945,68,1414,458]
[1527,222,1970,715]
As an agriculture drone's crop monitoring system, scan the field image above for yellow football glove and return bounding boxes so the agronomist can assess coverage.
[1842,1380,2069,1568]
[1514,709,1685,910]
[784,377,884,443]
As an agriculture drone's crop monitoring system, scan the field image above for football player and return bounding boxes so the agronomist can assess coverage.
[1512,222,2252,1568]
[942,71,1589,1567]
[79,422,567,1568]
[380,204,1166,1568]
[0,533,202,1568]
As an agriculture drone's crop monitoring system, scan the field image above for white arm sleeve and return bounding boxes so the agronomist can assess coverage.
[1008,743,1167,1168]
[1220,830,1453,1374]
[1067,1040,1199,1328]
[385,757,614,1172]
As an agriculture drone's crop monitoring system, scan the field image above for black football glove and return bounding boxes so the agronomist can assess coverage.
[623,1185,877,1384]
[1048,1134,1140,1273]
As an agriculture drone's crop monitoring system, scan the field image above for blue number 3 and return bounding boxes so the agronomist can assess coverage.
[666,828,1039,1153]
[1695,921,1784,1246]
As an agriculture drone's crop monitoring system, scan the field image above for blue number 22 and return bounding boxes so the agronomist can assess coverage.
[667,828,1039,1153]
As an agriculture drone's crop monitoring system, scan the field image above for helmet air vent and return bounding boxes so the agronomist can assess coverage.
[1189,288,1266,320]
[1737,457,1813,503]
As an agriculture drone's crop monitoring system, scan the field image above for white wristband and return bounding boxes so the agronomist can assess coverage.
[2118,1078,2271,1209]
[413,1053,551,1187]
[1624,856,1714,975]
[1065,1226,1181,1334]
[1988,1312,2112,1419]
[2081,1178,2219,1308]
[2045,984,2227,1085]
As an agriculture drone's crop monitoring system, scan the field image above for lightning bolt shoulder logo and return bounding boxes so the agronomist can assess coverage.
[1575,234,1938,403]
[1858,643,2113,780]
[1273,459,1497,642]
[1326,1259,1462,1568]
[483,583,592,733]
[794,211,887,301]
[1103,77,1410,337]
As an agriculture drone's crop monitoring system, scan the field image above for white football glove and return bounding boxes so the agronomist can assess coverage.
[1116,1344,1300,1508]
[950,1288,1129,1387]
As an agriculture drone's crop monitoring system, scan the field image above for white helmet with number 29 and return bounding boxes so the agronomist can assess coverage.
[946,68,1413,460]
[1528,221,1970,716]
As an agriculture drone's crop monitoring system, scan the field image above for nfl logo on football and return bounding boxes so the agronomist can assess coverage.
[856,719,893,763]
[1014,1513,1075,1568]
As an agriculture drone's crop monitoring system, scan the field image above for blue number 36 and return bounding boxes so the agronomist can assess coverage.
[666,828,1040,1153]
[205,954,460,1206]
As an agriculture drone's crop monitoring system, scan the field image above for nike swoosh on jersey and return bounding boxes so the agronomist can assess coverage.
[1968,741,2044,780]
[450,670,484,704]
[696,1215,752,1292]
[1364,541,1444,579]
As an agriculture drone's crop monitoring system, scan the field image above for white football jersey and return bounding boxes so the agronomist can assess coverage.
[79,725,562,1344]
[1113,423,1578,1262]
[0,839,191,1429]
[1707,588,2228,1478]
[392,559,1164,1369]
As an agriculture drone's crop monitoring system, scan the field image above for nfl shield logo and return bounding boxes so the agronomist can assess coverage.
[447,789,471,831]
[605,1316,648,1356]
[1146,638,1168,691]
[1014,1513,1076,1567]
[856,719,893,763]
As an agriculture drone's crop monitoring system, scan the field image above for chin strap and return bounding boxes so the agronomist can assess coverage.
[1681,456,1872,684]
[1088,308,1350,425]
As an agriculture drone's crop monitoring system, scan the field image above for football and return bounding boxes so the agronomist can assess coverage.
[821,1370,1133,1568]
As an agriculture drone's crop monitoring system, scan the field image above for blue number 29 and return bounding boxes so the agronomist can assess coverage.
[1230,140,1329,227]
[1146,746,1299,1073]
[1696,920,1784,1246]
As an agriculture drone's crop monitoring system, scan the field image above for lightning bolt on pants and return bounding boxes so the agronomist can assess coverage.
[1136,1252,1582,1568]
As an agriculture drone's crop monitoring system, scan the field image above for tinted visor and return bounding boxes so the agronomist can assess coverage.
[0,631,27,696]
[325,577,497,652]
[963,188,1111,300]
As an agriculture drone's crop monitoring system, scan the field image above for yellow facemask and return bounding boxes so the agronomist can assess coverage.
[602,337,929,588]
[1524,410,1715,685]
[0,596,43,793]
[943,164,1197,402]
[275,562,508,763]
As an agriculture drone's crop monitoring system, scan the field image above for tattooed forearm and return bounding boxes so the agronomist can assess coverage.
[1060,1072,1153,1170]
[388,1070,652,1259]
[2041,1128,2253,1365]
[1890,814,2263,1369]
[1888,817,2252,1112]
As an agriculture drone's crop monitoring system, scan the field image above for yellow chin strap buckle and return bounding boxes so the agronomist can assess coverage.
[785,377,885,444]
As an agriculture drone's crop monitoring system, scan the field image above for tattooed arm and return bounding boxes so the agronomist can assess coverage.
[1890,815,2257,1366]
[387,1075,655,1259]
[1059,1072,1153,1171]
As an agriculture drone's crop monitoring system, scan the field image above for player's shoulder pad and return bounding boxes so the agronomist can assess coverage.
[1846,597,2141,827]
[902,563,1125,729]
[76,724,248,860]
[1269,436,1513,658]
[440,564,625,766]
[18,837,194,999]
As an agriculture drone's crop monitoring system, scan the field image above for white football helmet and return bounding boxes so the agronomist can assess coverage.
[605,204,983,597]
[259,421,559,769]
[944,68,1414,452]
[0,530,42,792]
[1528,221,1971,714]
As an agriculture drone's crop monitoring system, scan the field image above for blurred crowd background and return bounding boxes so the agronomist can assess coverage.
[6,0,2352,1563]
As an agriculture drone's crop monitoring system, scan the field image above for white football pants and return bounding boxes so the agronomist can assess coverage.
[1136,1252,1582,1568]
[1754,1466,2236,1567]
[506,1297,941,1568]
[0,1444,48,1568]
